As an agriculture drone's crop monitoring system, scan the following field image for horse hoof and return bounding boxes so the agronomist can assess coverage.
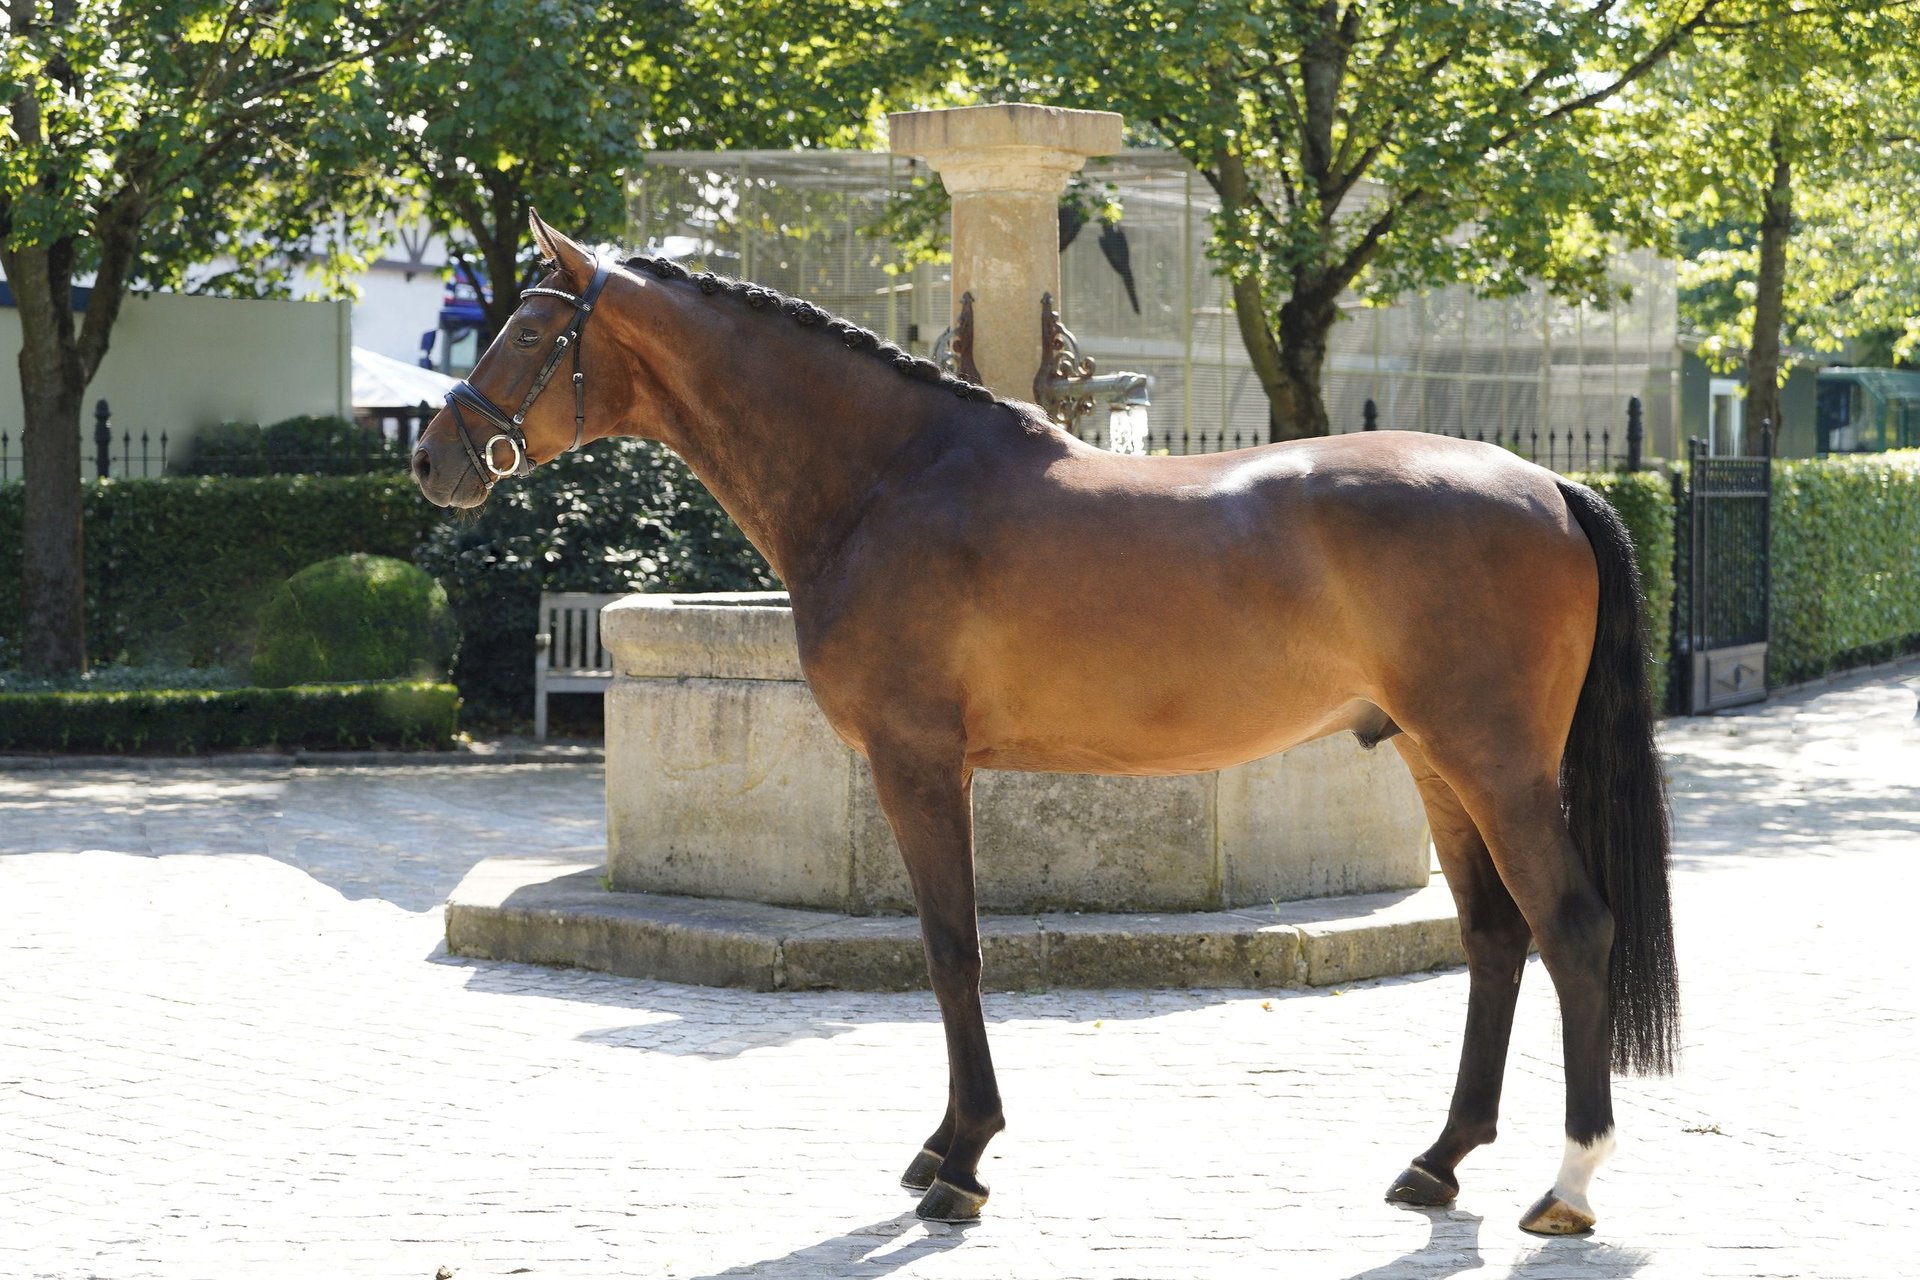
[915,1177,988,1222]
[1385,1162,1458,1207]
[1519,1191,1596,1235]
[900,1146,943,1192]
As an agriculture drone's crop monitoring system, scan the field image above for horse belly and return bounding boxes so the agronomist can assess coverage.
[958,575,1359,776]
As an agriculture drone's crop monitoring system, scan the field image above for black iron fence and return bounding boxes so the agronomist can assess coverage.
[0,400,173,481]
[1072,395,1650,473]
[15,396,1649,480]
[1672,424,1773,713]
[1372,395,1648,473]
[0,400,427,482]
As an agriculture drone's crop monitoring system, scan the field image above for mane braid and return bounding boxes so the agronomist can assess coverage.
[623,254,1001,404]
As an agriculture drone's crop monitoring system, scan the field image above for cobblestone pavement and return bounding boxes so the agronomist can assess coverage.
[2,661,1916,1279]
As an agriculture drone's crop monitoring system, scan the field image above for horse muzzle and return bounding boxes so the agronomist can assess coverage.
[412,417,493,510]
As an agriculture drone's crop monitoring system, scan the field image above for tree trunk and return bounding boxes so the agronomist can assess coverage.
[1274,291,1337,440]
[476,177,530,347]
[3,233,90,675]
[480,230,524,348]
[1229,274,1295,442]
[1746,126,1791,452]
[1228,271,1338,443]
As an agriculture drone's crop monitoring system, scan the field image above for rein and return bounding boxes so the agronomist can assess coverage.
[445,253,611,485]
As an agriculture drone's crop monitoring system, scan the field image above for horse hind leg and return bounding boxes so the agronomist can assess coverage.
[1438,754,1617,1235]
[1385,740,1533,1208]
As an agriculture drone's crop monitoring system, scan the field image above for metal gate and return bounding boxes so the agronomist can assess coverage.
[1675,428,1773,714]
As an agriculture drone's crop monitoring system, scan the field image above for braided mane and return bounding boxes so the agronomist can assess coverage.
[622,254,1000,405]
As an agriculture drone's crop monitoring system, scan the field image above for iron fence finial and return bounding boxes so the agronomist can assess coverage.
[94,399,112,479]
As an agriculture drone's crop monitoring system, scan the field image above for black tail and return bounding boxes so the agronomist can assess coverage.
[1556,478,1680,1076]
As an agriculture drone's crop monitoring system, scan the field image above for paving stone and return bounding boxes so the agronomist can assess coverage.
[0,657,1914,1278]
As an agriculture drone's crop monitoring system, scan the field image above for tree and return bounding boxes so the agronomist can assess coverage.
[1,0,419,674]
[916,0,1728,440]
[1628,2,1920,434]
[380,0,930,344]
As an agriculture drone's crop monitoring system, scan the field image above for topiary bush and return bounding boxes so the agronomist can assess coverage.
[251,553,457,687]
[180,421,268,475]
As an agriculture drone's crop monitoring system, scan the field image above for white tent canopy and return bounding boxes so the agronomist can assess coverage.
[352,345,458,409]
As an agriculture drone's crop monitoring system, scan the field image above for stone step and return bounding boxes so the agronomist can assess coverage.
[446,855,1465,992]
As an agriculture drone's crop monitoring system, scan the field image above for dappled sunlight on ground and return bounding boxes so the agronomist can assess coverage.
[0,659,1914,1276]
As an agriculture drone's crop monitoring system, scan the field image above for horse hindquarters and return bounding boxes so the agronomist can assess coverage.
[1384,477,1675,1234]
[1509,478,1677,1232]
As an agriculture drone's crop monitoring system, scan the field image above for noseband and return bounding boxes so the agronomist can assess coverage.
[445,253,612,485]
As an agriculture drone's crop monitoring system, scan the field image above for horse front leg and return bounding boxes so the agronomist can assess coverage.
[867,747,1005,1222]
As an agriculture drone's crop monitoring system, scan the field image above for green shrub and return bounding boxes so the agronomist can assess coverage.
[1568,468,1677,712]
[0,474,444,668]
[0,681,459,753]
[262,414,407,475]
[180,421,267,475]
[180,414,404,477]
[251,554,457,687]
[1770,450,1920,683]
[415,437,772,721]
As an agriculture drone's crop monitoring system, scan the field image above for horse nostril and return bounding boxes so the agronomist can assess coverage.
[412,449,432,485]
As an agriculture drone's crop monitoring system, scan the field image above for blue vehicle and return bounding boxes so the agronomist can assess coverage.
[427,269,490,375]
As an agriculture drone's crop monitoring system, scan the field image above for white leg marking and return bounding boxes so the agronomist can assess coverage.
[1550,1129,1616,1217]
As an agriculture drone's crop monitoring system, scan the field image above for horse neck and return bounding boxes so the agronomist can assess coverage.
[610,285,942,585]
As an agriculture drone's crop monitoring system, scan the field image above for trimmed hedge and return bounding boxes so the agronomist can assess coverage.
[0,681,459,753]
[1568,469,1677,712]
[1771,450,1920,683]
[0,475,444,669]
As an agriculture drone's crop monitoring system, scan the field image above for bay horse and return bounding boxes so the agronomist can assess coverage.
[413,211,1678,1236]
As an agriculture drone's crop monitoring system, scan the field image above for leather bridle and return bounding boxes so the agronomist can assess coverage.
[445,253,612,486]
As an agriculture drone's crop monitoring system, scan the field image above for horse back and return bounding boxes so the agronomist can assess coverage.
[795,425,1597,775]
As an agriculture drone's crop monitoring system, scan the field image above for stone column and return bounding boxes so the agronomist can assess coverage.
[889,103,1123,400]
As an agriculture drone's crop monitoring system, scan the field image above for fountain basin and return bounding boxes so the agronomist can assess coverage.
[602,592,1431,916]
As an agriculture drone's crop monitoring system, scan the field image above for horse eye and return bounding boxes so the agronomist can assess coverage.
[513,327,540,348]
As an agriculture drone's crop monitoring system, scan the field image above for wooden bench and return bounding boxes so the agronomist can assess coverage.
[534,592,625,740]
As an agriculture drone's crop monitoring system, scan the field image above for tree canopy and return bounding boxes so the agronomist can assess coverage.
[1,0,415,673]
[1624,1,1920,433]
[907,0,1729,438]
[380,0,933,340]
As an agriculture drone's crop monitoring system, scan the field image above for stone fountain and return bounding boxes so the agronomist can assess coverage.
[445,106,1462,991]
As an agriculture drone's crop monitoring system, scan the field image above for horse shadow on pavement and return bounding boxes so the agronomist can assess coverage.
[690,1211,969,1279]
[1339,1205,1650,1280]
[683,1204,1650,1280]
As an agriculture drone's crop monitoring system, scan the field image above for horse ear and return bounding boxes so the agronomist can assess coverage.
[528,208,592,285]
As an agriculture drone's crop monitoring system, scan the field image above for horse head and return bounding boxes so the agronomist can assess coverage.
[413,210,622,508]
